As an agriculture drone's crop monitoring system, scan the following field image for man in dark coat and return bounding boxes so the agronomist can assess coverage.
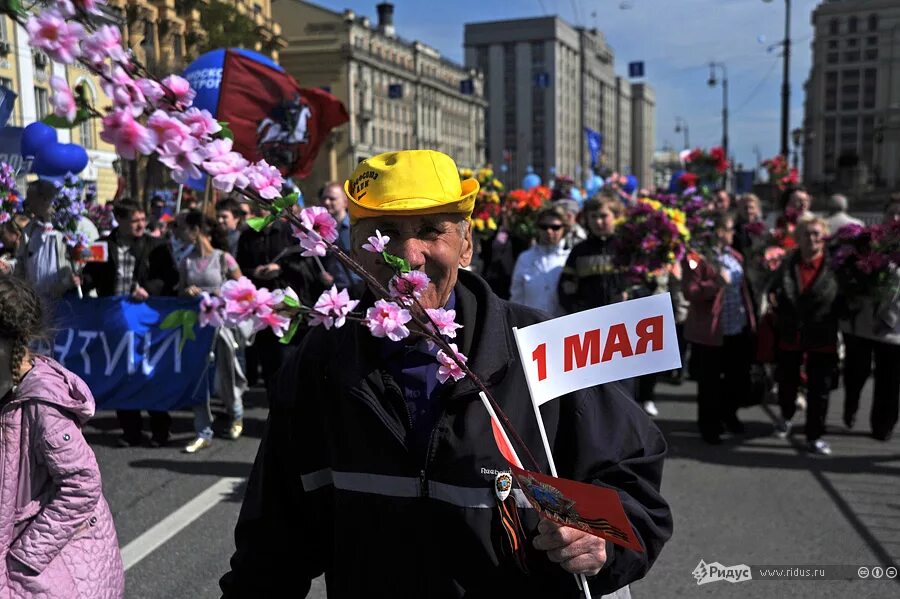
[81,199,179,446]
[220,150,672,598]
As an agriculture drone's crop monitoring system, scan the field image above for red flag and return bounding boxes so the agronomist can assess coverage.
[218,50,349,178]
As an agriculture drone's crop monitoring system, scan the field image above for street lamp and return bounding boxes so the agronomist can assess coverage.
[674,116,690,149]
[707,62,729,160]
[763,0,791,157]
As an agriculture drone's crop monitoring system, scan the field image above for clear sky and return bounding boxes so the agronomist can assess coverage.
[300,0,821,177]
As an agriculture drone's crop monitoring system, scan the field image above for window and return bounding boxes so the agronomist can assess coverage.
[863,68,877,109]
[846,38,858,48]
[848,16,858,33]
[868,14,878,32]
[79,113,94,148]
[824,117,836,172]
[867,36,878,46]
[843,50,860,63]
[0,15,7,41]
[173,34,183,63]
[828,40,838,49]
[826,52,839,64]
[865,48,878,61]
[34,87,49,120]
[829,19,839,35]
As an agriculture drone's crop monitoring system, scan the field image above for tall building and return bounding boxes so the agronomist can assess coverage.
[464,15,654,187]
[272,0,487,195]
[803,0,900,191]
[631,82,655,189]
[0,1,284,202]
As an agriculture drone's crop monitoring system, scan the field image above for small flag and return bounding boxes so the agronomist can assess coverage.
[0,84,17,128]
[388,83,403,99]
[628,61,645,78]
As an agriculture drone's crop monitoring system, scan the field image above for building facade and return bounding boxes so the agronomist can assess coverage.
[464,16,654,188]
[0,1,283,202]
[803,0,900,191]
[273,0,487,196]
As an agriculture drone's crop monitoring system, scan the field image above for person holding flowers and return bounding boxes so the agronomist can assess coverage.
[221,150,671,598]
[683,212,756,444]
[769,216,839,455]
[173,211,248,453]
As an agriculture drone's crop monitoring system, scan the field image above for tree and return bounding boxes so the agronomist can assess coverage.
[189,1,259,55]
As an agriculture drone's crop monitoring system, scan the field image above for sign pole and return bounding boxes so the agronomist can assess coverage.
[506,327,593,599]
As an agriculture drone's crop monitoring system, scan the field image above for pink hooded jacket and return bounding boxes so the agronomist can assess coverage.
[0,356,124,599]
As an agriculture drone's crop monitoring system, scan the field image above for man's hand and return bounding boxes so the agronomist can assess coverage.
[253,263,281,281]
[0,261,11,275]
[132,285,149,301]
[533,518,607,576]
[319,271,335,287]
[716,268,732,286]
[185,285,202,297]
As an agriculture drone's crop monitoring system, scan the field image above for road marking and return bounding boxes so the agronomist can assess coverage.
[121,477,244,571]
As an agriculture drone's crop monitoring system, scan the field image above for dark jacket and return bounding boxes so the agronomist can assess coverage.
[558,235,624,314]
[220,270,672,598]
[81,230,178,297]
[235,220,293,291]
[769,250,839,350]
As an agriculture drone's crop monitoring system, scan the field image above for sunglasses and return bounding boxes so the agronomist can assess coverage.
[537,224,564,231]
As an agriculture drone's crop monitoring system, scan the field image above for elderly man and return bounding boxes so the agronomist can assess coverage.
[221,150,671,598]
[823,194,862,235]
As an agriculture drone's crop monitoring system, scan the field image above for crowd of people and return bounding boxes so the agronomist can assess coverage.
[487,182,900,455]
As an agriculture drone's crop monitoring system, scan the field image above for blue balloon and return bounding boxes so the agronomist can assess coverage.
[623,175,638,194]
[668,170,686,193]
[32,143,89,176]
[584,174,604,196]
[522,173,542,191]
[569,187,583,203]
[21,122,57,159]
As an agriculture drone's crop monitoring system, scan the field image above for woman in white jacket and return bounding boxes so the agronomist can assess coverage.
[510,205,571,317]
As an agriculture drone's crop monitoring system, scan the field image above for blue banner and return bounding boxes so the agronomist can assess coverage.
[49,297,215,411]
[584,128,603,168]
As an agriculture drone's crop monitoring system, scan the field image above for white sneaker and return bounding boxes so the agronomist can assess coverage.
[807,439,832,456]
[795,392,807,411]
[774,420,792,438]
[642,401,659,417]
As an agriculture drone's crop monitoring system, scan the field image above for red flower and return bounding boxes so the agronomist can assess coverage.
[678,172,698,189]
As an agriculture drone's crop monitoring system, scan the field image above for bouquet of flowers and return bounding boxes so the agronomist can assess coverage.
[0,162,22,227]
[462,166,504,240]
[683,146,729,188]
[828,221,900,302]
[612,198,689,283]
[87,201,116,233]
[655,189,715,259]
[761,154,799,190]
[51,174,90,248]
[504,185,551,242]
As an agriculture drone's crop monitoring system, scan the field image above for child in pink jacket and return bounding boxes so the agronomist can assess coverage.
[0,276,124,598]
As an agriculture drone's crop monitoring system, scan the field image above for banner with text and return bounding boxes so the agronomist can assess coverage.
[513,294,681,406]
[50,297,214,411]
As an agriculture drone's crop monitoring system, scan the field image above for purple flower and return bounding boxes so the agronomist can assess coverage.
[27,10,84,64]
[82,25,126,67]
[161,75,196,110]
[246,160,284,200]
[201,138,249,192]
[198,293,224,328]
[49,76,76,122]
[362,230,390,253]
[425,307,462,338]
[309,285,359,329]
[389,270,430,304]
[835,223,865,241]
[292,207,339,257]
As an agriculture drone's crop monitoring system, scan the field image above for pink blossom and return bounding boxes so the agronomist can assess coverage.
[291,206,339,257]
[82,25,125,66]
[436,343,468,383]
[49,76,76,122]
[201,138,249,192]
[136,78,165,106]
[198,292,224,328]
[425,308,462,339]
[161,74,196,109]
[157,136,203,184]
[180,108,221,139]
[26,10,84,64]
[246,160,284,200]
[99,109,158,160]
[147,110,190,144]
[254,306,292,337]
[57,0,104,17]
[362,230,390,253]
[221,277,259,322]
[389,270,430,304]
[365,299,412,341]
[101,66,146,116]
[309,285,360,329]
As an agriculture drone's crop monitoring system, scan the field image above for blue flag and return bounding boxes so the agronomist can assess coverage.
[0,84,17,128]
[50,297,217,411]
[584,128,603,168]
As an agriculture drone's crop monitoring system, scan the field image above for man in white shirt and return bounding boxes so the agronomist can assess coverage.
[824,194,863,234]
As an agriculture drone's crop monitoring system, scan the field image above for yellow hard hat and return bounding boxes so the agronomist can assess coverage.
[345,150,479,223]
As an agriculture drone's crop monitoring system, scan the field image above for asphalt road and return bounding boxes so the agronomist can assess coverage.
[89,379,899,599]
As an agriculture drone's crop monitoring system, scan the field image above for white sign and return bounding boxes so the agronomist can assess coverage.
[513,294,681,406]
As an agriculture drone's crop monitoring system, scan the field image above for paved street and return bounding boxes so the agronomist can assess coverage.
[90,378,899,599]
